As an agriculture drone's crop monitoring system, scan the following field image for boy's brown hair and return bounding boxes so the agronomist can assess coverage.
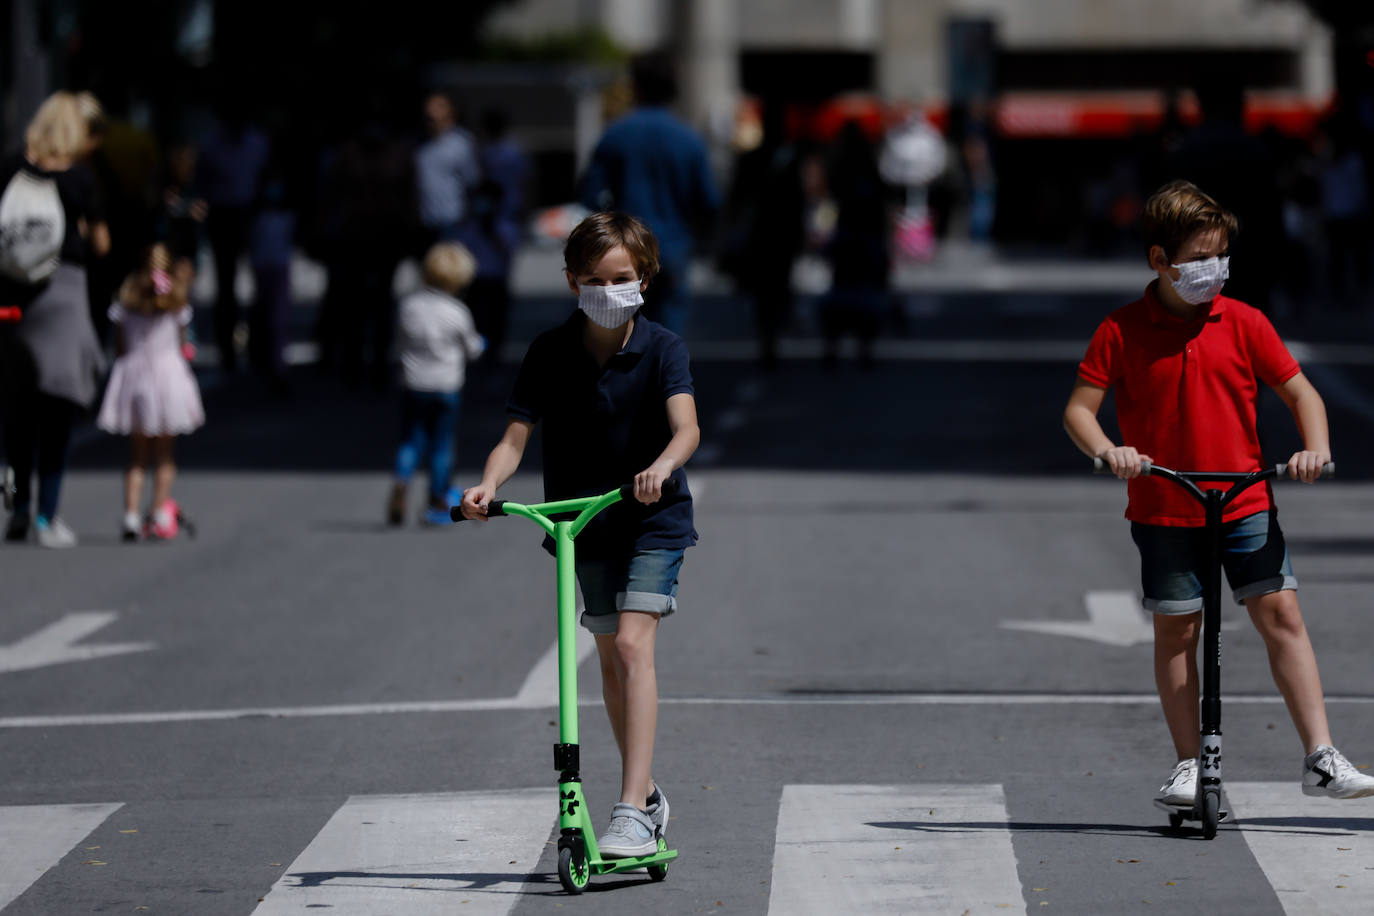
[1141,180,1239,262]
[564,210,660,280]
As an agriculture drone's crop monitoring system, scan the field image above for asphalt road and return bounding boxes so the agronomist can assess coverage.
[4,279,1374,914]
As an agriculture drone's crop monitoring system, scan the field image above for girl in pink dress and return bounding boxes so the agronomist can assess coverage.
[97,243,204,540]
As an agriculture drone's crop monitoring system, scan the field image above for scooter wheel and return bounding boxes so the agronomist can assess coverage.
[647,835,669,882]
[558,845,589,894]
[1168,811,1184,829]
[1202,791,1220,840]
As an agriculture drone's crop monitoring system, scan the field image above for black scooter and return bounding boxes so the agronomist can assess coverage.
[1094,457,1333,839]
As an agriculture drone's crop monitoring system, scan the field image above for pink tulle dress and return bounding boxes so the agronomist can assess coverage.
[97,304,205,436]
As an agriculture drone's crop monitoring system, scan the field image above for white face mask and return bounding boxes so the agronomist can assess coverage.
[578,279,643,328]
[1169,255,1229,305]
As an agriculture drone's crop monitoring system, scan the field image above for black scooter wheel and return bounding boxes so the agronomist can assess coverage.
[647,836,669,882]
[1202,791,1220,840]
[558,846,590,894]
[1168,811,1184,829]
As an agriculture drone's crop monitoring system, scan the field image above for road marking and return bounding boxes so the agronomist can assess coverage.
[1227,781,1374,915]
[1003,590,1154,646]
[768,784,1023,915]
[0,803,123,909]
[252,790,550,915]
[513,631,594,708]
[4,693,1374,730]
[0,613,155,674]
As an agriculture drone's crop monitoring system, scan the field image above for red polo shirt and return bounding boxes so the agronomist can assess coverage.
[1078,283,1301,527]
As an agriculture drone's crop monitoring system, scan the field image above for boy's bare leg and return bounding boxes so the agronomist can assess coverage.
[124,434,149,514]
[1154,612,1202,760]
[596,611,659,809]
[1246,590,1332,753]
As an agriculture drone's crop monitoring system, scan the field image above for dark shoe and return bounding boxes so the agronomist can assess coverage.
[5,512,29,543]
[387,483,407,526]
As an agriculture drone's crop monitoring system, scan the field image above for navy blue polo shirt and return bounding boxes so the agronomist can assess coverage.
[508,311,697,558]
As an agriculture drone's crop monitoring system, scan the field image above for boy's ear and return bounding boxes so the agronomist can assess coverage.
[1147,245,1171,273]
[565,270,580,295]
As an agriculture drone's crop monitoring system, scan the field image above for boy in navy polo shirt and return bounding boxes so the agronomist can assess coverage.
[1064,180,1374,804]
[460,211,699,857]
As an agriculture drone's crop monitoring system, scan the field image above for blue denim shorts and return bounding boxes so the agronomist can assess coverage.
[1130,510,1297,615]
[575,547,685,635]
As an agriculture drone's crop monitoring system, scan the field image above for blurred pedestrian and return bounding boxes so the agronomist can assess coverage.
[386,242,484,526]
[197,96,270,371]
[96,243,204,541]
[719,99,805,369]
[248,156,296,395]
[414,90,480,251]
[73,92,116,340]
[458,108,529,367]
[579,53,720,334]
[1314,115,1372,307]
[157,141,207,273]
[819,120,893,368]
[315,113,416,389]
[0,91,107,547]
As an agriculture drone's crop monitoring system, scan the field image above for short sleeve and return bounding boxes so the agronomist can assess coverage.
[658,335,694,399]
[1246,310,1301,387]
[506,338,546,424]
[1077,317,1121,389]
[177,305,194,327]
[107,302,125,324]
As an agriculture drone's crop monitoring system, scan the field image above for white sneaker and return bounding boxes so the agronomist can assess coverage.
[33,516,77,549]
[596,803,657,858]
[121,512,141,542]
[1158,758,1197,806]
[1303,745,1374,798]
[645,784,669,837]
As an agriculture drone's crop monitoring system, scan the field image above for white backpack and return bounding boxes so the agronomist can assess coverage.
[0,169,66,284]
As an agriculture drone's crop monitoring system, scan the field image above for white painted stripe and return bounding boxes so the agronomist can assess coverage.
[768,784,1023,915]
[0,803,123,909]
[513,630,594,708]
[5,693,1374,730]
[253,790,550,915]
[1228,781,1374,915]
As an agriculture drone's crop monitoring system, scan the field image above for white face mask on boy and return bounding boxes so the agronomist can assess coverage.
[1169,255,1229,305]
[578,280,643,328]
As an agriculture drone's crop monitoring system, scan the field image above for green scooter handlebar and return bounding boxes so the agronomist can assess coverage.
[450,478,681,522]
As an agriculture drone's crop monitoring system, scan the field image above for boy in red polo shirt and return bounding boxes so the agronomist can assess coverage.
[1064,180,1374,803]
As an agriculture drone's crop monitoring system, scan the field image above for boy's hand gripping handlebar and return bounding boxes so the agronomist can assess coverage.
[451,478,682,522]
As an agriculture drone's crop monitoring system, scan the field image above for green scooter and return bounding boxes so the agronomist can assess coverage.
[453,481,678,893]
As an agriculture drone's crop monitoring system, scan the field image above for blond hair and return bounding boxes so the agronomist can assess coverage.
[25,92,89,163]
[1141,180,1239,262]
[74,91,108,138]
[563,210,660,280]
[119,243,190,314]
[422,242,476,293]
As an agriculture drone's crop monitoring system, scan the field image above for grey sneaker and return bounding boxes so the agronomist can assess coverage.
[33,516,77,549]
[645,784,669,837]
[1158,758,1197,806]
[1303,745,1374,798]
[597,803,657,858]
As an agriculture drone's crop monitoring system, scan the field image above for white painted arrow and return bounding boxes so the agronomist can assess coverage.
[0,613,155,674]
[1002,590,1156,647]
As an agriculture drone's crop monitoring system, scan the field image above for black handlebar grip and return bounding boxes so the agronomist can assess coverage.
[1092,456,1152,475]
[450,499,507,522]
[1276,461,1335,479]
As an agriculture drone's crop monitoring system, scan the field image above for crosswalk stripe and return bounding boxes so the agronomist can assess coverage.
[0,803,123,910]
[1227,781,1374,915]
[251,790,551,915]
[767,784,1024,915]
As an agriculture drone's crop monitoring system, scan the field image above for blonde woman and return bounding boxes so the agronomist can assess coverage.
[0,91,107,548]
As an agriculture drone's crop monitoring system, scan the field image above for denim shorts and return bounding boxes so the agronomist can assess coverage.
[575,547,685,635]
[1130,510,1297,614]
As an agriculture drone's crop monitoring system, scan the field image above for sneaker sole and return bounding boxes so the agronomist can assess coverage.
[1303,783,1374,799]
[598,840,659,859]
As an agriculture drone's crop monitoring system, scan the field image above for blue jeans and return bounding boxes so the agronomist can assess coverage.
[393,389,461,502]
[1131,510,1297,614]
[575,547,685,635]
